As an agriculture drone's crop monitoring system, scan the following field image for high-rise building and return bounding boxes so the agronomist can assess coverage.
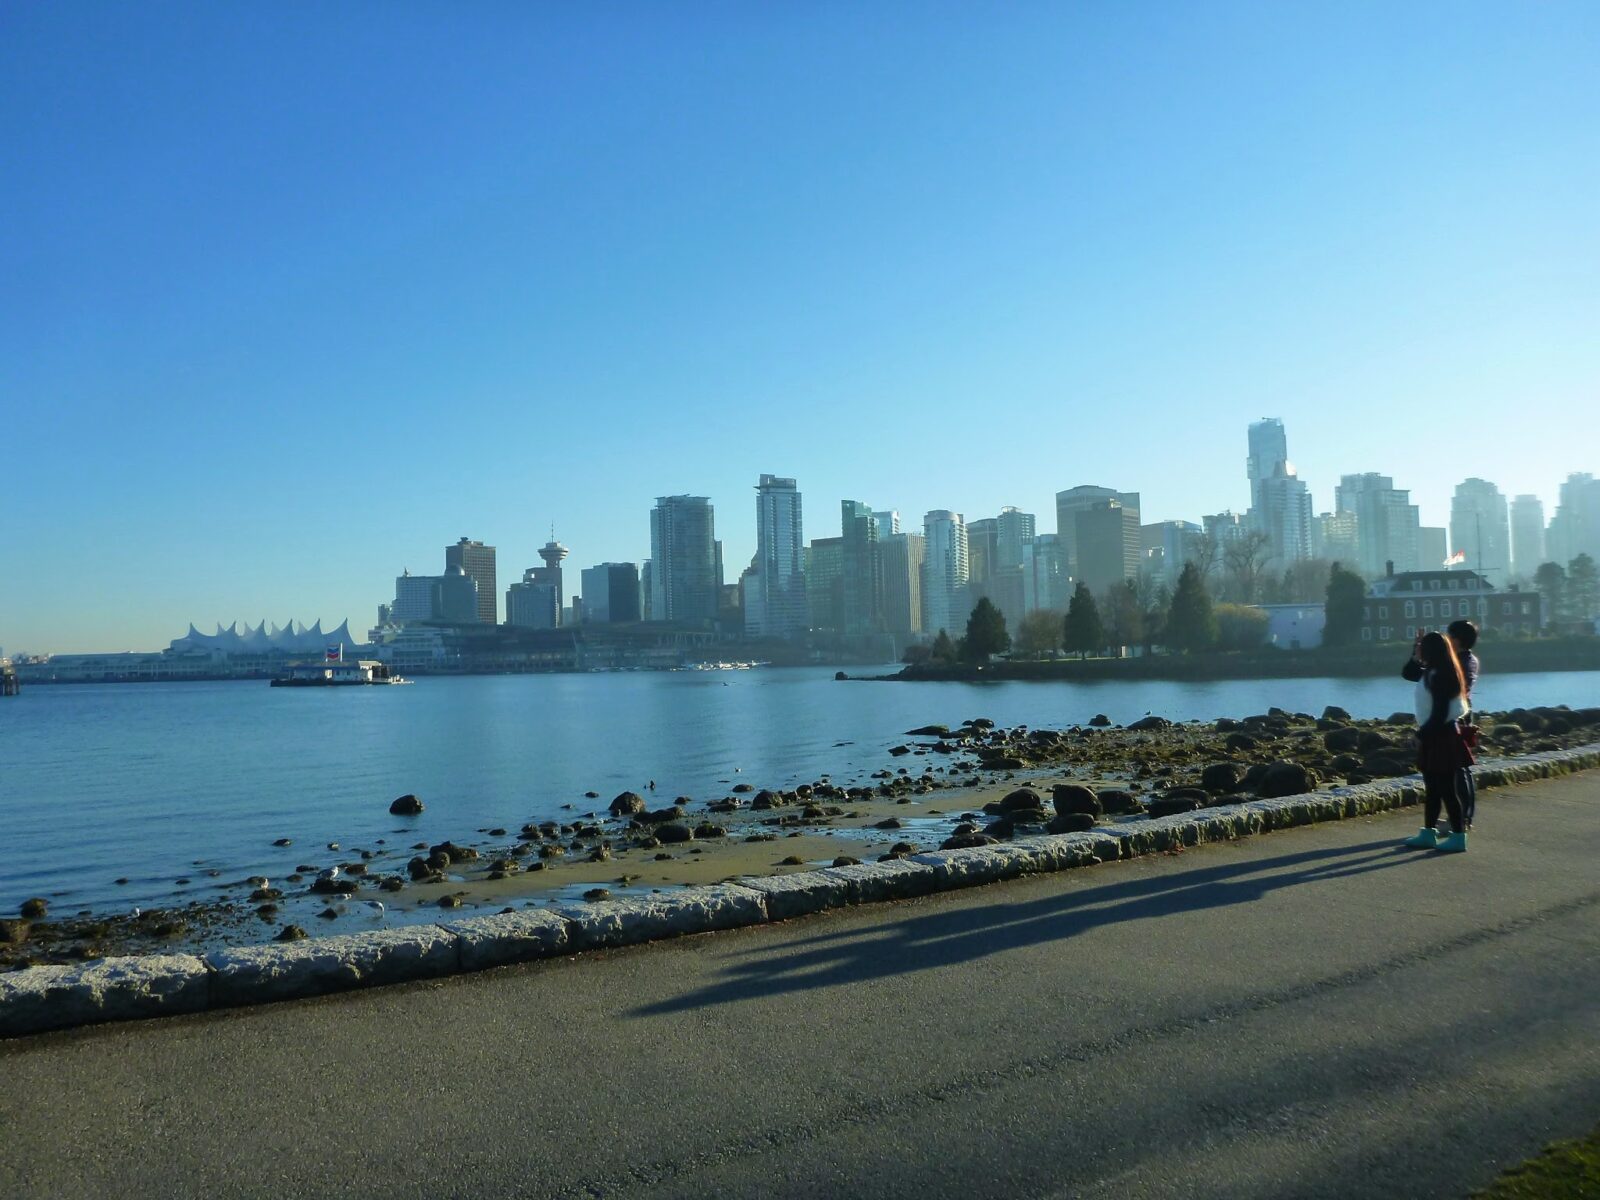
[444,537,498,624]
[1547,473,1600,566]
[1245,419,1313,566]
[1336,474,1421,578]
[1510,495,1546,581]
[1056,486,1139,575]
[966,518,999,590]
[840,500,882,634]
[1203,510,1248,542]
[434,565,480,623]
[579,563,641,624]
[648,496,719,623]
[1313,511,1361,568]
[805,537,845,631]
[879,532,926,638]
[1075,500,1141,595]
[527,539,570,623]
[995,507,1036,571]
[747,475,807,638]
[921,511,969,637]
[392,570,435,623]
[871,510,900,540]
[1417,527,1448,573]
[1021,534,1068,613]
[505,570,559,628]
[1450,479,1510,581]
[1141,521,1202,588]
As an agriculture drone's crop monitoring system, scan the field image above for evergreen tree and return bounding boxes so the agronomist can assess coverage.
[1101,579,1144,650]
[1568,554,1599,620]
[1015,609,1064,659]
[1533,561,1568,623]
[929,628,957,664]
[1062,582,1105,659]
[963,597,1010,661]
[1322,561,1366,647]
[1165,562,1218,653]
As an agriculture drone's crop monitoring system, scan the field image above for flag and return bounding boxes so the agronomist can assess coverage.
[1444,550,1466,566]
[326,644,343,662]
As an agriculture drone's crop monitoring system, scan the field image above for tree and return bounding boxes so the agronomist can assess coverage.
[1136,574,1170,654]
[1166,562,1218,653]
[1214,603,1270,651]
[1222,530,1274,604]
[1014,609,1063,659]
[1101,580,1143,651]
[1187,530,1223,589]
[962,597,1010,662]
[929,629,957,664]
[1062,583,1104,659]
[1568,554,1599,620]
[1322,561,1366,647]
[1533,561,1568,623]
[1284,558,1334,604]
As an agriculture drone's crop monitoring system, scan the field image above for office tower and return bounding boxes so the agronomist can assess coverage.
[805,537,845,631]
[505,570,559,629]
[434,566,480,623]
[747,475,808,638]
[1335,474,1421,577]
[1547,473,1600,565]
[966,518,998,591]
[1021,534,1068,613]
[1056,486,1139,575]
[1450,479,1511,580]
[1141,521,1202,588]
[1075,500,1142,595]
[1510,495,1546,580]
[579,563,641,624]
[1203,510,1248,542]
[444,537,497,624]
[879,532,926,638]
[392,570,435,623]
[995,507,1036,571]
[648,496,719,623]
[1245,419,1313,565]
[871,510,900,540]
[840,500,882,634]
[1417,527,1448,572]
[1313,511,1360,567]
[921,511,969,637]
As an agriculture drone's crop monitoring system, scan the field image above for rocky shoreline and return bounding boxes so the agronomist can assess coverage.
[6,702,1599,971]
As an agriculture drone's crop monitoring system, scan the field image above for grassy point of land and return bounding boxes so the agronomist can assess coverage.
[1473,1125,1600,1199]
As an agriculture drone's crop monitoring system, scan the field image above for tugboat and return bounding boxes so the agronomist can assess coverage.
[270,646,408,687]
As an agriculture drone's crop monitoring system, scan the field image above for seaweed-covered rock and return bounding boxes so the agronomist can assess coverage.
[609,791,646,817]
[1200,762,1243,793]
[1256,761,1316,799]
[940,833,998,850]
[655,822,695,844]
[1147,794,1199,818]
[1127,715,1171,732]
[388,794,424,815]
[1051,783,1102,817]
[1098,789,1143,815]
[1047,812,1096,834]
[1321,705,1352,723]
[997,787,1044,813]
[19,898,48,920]
[1323,726,1362,753]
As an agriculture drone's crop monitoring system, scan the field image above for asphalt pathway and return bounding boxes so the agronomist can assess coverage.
[4,771,1599,1200]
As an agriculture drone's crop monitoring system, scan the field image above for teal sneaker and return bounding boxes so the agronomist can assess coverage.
[1403,827,1439,849]
[1435,831,1468,853]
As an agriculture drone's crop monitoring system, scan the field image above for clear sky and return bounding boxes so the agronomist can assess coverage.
[2,2,1596,653]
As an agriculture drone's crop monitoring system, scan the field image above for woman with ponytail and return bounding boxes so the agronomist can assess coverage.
[1402,630,1473,853]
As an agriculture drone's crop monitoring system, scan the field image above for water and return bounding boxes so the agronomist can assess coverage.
[2,666,1596,916]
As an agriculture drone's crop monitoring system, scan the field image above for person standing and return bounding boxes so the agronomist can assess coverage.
[1403,619,1481,827]
[1401,631,1473,852]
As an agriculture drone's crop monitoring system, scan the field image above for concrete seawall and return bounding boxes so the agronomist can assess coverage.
[5,742,1598,1039]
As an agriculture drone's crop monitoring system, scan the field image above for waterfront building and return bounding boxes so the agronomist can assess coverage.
[1056,486,1139,575]
[1418,527,1448,572]
[1021,534,1068,614]
[579,563,641,624]
[921,510,969,637]
[445,537,498,625]
[805,536,845,631]
[1509,495,1546,581]
[1313,511,1360,568]
[505,570,559,629]
[1335,473,1421,578]
[747,475,808,638]
[392,570,436,623]
[1246,418,1313,566]
[841,499,882,634]
[1253,603,1326,649]
[392,568,478,624]
[871,510,900,540]
[648,496,719,623]
[1360,567,1543,642]
[1450,478,1510,582]
[1074,500,1141,596]
[1547,473,1600,566]
[880,532,926,638]
[1141,521,1202,588]
[435,566,480,623]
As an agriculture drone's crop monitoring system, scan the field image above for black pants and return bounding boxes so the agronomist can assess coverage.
[1424,772,1465,834]
[1459,767,1476,825]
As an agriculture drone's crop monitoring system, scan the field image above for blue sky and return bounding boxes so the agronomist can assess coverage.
[2,2,1596,652]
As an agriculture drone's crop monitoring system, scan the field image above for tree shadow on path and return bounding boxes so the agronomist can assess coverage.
[634,838,1417,1017]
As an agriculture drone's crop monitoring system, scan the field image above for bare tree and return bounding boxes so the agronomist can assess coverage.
[1222,530,1273,605]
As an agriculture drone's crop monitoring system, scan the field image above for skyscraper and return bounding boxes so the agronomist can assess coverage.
[1021,534,1068,613]
[1140,521,1202,588]
[579,563,641,624]
[840,499,882,634]
[1056,486,1139,575]
[805,537,845,631]
[505,569,559,628]
[747,475,807,638]
[444,537,497,624]
[1075,500,1141,595]
[648,496,719,623]
[1450,478,1510,581]
[1548,473,1600,566]
[1510,495,1546,581]
[921,510,969,637]
[1313,511,1360,568]
[879,532,926,638]
[1245,418,1312,565]
[1335,474,1421,577]
[966,518,999,591]
[994,507,1036,571]
[871,510,900,540]
[530,539,569,622]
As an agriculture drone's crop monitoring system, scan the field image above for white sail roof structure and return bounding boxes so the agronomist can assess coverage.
[168,620,364,656]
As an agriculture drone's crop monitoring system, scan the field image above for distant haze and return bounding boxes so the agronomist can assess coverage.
[2,4,1595,652]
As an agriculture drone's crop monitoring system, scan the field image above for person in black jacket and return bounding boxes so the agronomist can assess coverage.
[1402,631,1473,853]
[1403,620,1481,827]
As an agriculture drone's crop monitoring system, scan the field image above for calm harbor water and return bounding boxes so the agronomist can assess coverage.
[2,666,1597,918]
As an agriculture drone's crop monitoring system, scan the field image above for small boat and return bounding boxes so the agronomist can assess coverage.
[270,658,409,687]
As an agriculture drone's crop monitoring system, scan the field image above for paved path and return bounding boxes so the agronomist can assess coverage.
[5,771,1599,1200]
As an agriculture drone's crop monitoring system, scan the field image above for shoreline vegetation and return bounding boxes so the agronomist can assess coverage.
[6,700,1599,971]
[877,636,1600,683]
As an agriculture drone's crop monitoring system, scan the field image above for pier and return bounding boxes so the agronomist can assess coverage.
[0,662,18,696]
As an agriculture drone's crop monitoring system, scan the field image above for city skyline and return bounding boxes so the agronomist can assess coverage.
[3,5,1596,651]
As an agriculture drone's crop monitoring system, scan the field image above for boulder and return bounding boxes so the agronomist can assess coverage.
[693,823,727,839]
[1323,727,1362,753]
[634,806,686,825]
[406,856,436,881]
[1321,705,1352,723]
[1147,794,1200,818]
[1224,732,1260,752]
[1256,761,1317,799]
[1047,812,1096,834]
[609,791,646,817]
[19,898,48,920]
[655,822,695,844]
[1200,763,1243,794]
[997,787,1044,813]
[1127,716,1171,732]
[1051,783,1102,817]
[941,833,999,850]
[1097,789,1143,815]
[906,724,952,737]
[388,794,424,816]
[1088,714,1112,727]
